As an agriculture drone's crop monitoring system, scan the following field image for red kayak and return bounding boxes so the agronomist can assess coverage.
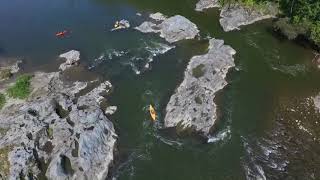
[55,30,68,37]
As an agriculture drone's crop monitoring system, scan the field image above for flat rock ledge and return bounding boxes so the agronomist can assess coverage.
[219,4,275,32]
[0,72,117,180]
[59,50,81,71]
[164,39,236,135]
[135,14,199,43]
[195,0,220,12]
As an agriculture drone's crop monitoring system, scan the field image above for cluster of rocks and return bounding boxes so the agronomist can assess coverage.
[195,0,276,32]
[164,39,236,135]
[135,13,199,43]
[0,70,117,179]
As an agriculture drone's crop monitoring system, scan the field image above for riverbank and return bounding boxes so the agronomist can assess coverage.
[195,0,320,51]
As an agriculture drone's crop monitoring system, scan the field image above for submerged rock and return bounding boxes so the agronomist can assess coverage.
[195,0,220,12]
[135,15,199,43]
[0,72,117,180]
[135,21,158,33]
[59,50,81,71]
[220,4,276,32]
[164,39,236,135]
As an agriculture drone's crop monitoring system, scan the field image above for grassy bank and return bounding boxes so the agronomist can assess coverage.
[7,75,32,99]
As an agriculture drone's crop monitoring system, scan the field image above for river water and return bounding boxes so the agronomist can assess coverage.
[1,0,320,179]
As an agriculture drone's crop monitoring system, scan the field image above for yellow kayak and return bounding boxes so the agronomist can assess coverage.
[149,105,156,121]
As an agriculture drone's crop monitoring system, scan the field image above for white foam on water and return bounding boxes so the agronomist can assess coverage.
[207,126,231,143]
[88,49,128,69]
[89,41,174,74]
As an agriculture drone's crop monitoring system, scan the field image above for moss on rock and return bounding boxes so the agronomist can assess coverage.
[192,64,205,78]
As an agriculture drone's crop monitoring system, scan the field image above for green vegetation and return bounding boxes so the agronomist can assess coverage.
[192,64,205,78]
[219,0,320,47]
[7,75,32,99]
[0,93,5,110]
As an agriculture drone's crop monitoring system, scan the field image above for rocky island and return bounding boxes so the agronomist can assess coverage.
[0,62,117,179]
[164,39,236,135]
[135,14,199,43]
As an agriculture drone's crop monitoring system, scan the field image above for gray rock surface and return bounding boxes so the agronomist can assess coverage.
[135,15,199,43]
[149,12,167,21]
[164,39,236,135]
[0,60,22,80]
[0,72,117,180]
[195,0,220,12]
[219,4,275,32]
[105,106,117,115]
[59,50,81,71]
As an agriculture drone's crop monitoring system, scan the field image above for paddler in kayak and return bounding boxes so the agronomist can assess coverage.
[149,104,156,121]
[55,30,68,37]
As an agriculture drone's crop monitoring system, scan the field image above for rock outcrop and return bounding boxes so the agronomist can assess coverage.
[195,0,220,12]
[149,12,167,21]
[194,0,276,32]
[164,39,236,135]
[219,4,276,32]
[0,59,22,81]
[59,50,81,71]
[135,15,199,43]
[0,72,117,179]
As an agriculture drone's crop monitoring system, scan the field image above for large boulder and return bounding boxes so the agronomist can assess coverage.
[0,72,117,180]
[59,50,81,71]
[135,15,199,43]
[164,39,236,135]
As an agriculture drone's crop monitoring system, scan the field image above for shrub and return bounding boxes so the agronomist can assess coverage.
[7,75,32,99]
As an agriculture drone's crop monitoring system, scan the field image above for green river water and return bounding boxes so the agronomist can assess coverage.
[1,0,320,179]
